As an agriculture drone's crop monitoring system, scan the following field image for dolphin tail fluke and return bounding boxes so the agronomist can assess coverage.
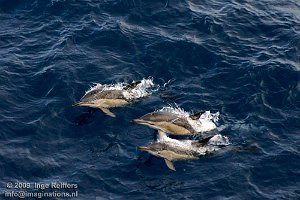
[99,107,116,117]
[164,159,176,171]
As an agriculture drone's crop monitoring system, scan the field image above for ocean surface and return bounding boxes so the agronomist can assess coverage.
[0,0,299,199]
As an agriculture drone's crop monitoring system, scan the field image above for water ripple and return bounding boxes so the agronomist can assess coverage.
[0,0,299,199]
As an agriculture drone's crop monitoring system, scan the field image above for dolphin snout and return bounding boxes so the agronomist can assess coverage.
[72,101,83,106]
[132,119,143,124]
[138,146,149,151]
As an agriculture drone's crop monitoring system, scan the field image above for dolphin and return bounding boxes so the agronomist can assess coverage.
[73,81,143,117]
[133,110,216,135]
[138,131,221,171]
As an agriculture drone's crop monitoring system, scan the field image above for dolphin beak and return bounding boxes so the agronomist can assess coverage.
[72,101,83,106]
[132,119,145,124]
[138,146,149,151]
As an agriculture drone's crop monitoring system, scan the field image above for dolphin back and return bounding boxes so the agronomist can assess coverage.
[81,90,125,102]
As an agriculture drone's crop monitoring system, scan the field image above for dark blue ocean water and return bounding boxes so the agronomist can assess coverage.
[0,0,299,199]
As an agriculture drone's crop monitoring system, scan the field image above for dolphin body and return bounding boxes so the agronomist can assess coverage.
[133,110,216,135]
[138,131,228,171]
[73,81,144,117]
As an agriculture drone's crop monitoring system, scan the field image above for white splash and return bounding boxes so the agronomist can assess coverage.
[201,134,231,154]
[157,133,230,156]
[208,134,231,146]
[85,78,155,100]
[200,111,220,123]
[122,78,154,100]
[85,83,124,94]
[159,106,219,133]
[159,106,190,117]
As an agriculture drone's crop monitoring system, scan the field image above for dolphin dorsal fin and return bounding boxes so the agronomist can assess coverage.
[189,111,205,120]
[124,80,142,90]
[164,159,176,171]
[193,136,214,147]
